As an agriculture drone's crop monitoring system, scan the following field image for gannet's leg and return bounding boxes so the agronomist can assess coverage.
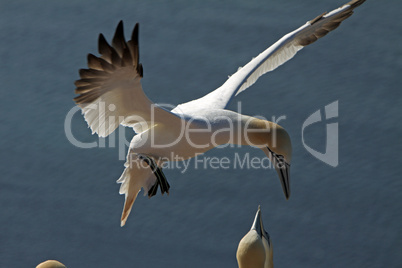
[138,154,170,197]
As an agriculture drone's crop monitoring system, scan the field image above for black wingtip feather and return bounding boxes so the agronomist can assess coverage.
[310,12,327,25]
[347,0,366,8]
[131,23,139,45]
[79,68,107,78]
[112,20,126,56]
[130,24,140,68]
[98,34,111,55]
[137,64,143,77]
[87,53,103,70]
[121,47,133,67]
[111,48,122,66]
[75,21,144,104]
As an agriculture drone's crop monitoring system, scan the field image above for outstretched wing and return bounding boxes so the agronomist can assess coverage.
[74,21,181,137]
[173,0,365,114]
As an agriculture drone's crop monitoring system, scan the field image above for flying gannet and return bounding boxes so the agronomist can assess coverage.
[73,0,365,226]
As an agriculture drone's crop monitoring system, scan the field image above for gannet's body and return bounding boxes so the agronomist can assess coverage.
[237,206,273,268]
[130,109,289,160]
[74,0,366,225]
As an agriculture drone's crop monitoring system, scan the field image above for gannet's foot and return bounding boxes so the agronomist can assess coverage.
[137,154,170,197]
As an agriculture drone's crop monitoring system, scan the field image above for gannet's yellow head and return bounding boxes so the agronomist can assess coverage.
[245,118,292,199]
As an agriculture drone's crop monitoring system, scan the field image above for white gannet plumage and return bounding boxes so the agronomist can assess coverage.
[237,206,273,268]
[74,0,365,226]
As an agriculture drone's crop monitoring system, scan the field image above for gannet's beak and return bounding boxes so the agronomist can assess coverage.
[251,206,264,238]
[258,206,271,247]
[257,206,274,268]
[263,147,291,200]
[275,161,290,200]
[237,206,267,268]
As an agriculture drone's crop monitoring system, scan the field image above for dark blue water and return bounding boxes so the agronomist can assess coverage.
[0,1,401,267]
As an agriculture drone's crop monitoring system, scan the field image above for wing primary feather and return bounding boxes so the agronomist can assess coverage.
[137,63,143,77]
[98,34,112,63]
[111,47,122,67]
[130,24,140,65]
[112,20,126,57]
[337,10,354,21]
[87,53,103,70]
[347,0,366,8]
[74,79,91,87]
[73,90,103,104]
[121,47,133,67]
[127,24,143,77]
[310,12,327,24]
[74,84,101,94]
[324,21,342,32]
[130,24,139,55]
[74,77,107,87]
[99,57,116,73]
[78,68,108,78]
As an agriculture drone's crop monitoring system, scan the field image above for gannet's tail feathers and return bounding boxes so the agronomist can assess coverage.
[117,153,155,227]
[117,152,170,226]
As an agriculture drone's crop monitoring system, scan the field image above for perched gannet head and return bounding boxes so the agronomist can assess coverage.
[36,260,66,268]
[259,208,274,268]
[245,118,292,199]
[237,206,273,268]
